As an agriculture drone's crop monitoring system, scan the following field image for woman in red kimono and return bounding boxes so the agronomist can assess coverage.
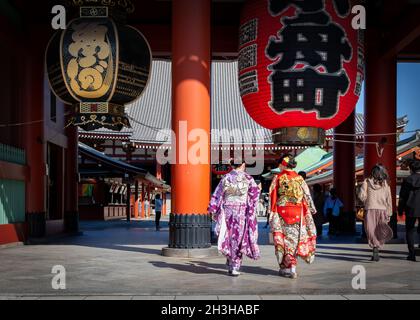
[269,154,317,279]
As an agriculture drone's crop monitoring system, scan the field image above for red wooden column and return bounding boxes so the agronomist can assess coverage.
[364,29,398,236]
[134,180,139,219]
[156,163,162,180]
[334,111,356,233]
[162,193,167,217]
[24,26,48,237]
[165,0,212,253]
[147,185,151,218]
[64,121,79,233]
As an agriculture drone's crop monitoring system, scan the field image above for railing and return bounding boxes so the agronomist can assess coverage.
[0,143,26,165]
[0,179,25,224]
[0,143,26,224]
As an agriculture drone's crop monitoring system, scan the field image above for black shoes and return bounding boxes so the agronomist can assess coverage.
[371,248,380,262]
[407,255,417,262]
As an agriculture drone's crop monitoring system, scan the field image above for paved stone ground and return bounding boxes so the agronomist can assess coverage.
[0,218,419,300]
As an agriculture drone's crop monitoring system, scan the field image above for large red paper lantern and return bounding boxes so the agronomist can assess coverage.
[238,0,364,145]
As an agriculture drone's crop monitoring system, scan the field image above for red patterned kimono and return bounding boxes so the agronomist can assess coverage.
[269,170,317,270]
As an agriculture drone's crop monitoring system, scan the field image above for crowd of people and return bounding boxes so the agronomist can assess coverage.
[208,155,420,278]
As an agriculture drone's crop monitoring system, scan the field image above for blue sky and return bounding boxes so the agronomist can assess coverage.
[356,63,420,139]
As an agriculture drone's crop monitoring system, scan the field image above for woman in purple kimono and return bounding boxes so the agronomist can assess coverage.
[208,160,261,276]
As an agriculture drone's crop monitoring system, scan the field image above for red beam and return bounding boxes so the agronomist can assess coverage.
[382,8,420,58]
[133,24,239,57]
[0,161,28,181]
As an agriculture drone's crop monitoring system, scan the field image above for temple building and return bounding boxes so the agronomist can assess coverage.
[2,0,420,250]
[79,59,414,195]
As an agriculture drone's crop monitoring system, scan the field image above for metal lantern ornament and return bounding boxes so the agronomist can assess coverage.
[46,2,151,131]
[238,0,364,145]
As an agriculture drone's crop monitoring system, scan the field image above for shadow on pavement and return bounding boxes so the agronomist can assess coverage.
[149,260,281,277]
[317,244,407,256]
[33,220,412,263]
[193,261,279,277]
[149,261,228,276]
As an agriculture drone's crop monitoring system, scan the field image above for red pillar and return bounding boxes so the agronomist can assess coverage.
[24,27,47,237]
[147,185,151,218]
[334,111,356,233]
[156,163,162,180]
[169,0,211,250]
[64,122,79,233]
[162,193,167,217]
[364,30,397,235]
[134,180,139,219]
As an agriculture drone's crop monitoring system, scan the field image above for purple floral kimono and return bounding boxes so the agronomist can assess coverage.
[208,169,261,271]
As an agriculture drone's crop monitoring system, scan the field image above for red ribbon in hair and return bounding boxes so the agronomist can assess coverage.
[281,157,290,167]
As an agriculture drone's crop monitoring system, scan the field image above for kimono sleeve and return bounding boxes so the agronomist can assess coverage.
[302,180,316,215]
[207,177,225,220]
[246,176,260,218]
[245,175,261,260]
[269,175,279,214]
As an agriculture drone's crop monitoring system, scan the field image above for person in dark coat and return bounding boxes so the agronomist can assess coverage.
[312,184,326,237]
[398,159,420,262]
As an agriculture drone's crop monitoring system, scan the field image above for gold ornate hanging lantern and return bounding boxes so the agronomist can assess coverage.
[46,2,151,131]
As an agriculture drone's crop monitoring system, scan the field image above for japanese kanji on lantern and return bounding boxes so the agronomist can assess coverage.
[46,1,151,131]
[238,0,364,145]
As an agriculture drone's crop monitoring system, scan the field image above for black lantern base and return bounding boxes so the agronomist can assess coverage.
[71,115,129,132]
[70,103,132,132]
[272,127,325,146]
[168,213,212,249]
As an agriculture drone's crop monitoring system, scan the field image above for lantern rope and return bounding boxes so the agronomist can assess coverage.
[333,129,419,137]
[0,119,44,128]
[126,115,165,133]
[331,139,387,145]
[0,113,72,128]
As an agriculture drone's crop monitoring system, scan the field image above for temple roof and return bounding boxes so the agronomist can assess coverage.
[123,60,270,144]
[79,142,147,176]
[79,142,171,190]
[304,131,420,186]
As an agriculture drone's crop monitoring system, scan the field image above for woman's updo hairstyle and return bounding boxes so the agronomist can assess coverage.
[229,158,245,169]
[279,153,297,169]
